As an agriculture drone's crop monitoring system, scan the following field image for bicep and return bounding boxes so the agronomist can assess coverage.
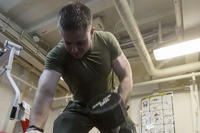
[112,52,132,81]
[38,69,61,97]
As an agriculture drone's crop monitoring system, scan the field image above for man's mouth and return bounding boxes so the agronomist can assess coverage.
[71,53,82,59]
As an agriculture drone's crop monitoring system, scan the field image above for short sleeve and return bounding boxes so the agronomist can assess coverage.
[105,32,122,60]
[44,41,64,73]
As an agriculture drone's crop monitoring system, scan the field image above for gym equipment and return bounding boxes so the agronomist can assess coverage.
[87,93,128,130]
[0,40,31,131]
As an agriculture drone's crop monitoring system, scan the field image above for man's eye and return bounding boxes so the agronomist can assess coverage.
[77,40,87,45]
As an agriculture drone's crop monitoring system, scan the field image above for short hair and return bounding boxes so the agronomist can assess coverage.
[58,2,92,32]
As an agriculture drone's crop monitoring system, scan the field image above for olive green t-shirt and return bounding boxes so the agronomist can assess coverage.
[44,31,122,104]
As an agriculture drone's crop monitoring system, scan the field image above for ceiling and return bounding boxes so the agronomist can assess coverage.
[0,0,176,50]
[0,0,200,96]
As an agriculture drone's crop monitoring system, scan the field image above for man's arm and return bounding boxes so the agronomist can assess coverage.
[28,69,61,131]
[112,52,133,104]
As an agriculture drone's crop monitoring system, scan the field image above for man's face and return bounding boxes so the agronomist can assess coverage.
[60,28,92,59]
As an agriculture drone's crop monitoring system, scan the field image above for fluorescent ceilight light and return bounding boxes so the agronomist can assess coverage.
[153,38,200,60]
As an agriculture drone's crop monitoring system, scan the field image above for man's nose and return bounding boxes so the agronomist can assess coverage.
[71,45,78,53]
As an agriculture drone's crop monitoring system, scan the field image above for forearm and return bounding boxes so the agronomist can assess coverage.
[29,90,53,128]
[118,76,133,104]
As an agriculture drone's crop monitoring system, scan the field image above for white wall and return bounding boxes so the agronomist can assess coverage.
[173,91,193,133]
[0,76,16,133]
[128,90,194,133]
[0,62,38,133]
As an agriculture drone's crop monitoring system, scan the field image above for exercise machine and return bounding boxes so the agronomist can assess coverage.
[0,40,30,132]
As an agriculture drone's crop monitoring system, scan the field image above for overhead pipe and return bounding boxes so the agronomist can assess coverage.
[158,21,163,43]
[112,0,200,78]
[190,74,200,133]
[173,0,184,40]
[133,72,200,87]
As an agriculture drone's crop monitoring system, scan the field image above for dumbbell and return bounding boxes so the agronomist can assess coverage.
[87,93,128,130]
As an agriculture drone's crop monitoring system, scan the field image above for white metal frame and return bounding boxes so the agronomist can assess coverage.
[0,40,26,120]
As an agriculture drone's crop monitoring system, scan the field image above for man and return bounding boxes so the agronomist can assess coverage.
[26,2,136,133]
